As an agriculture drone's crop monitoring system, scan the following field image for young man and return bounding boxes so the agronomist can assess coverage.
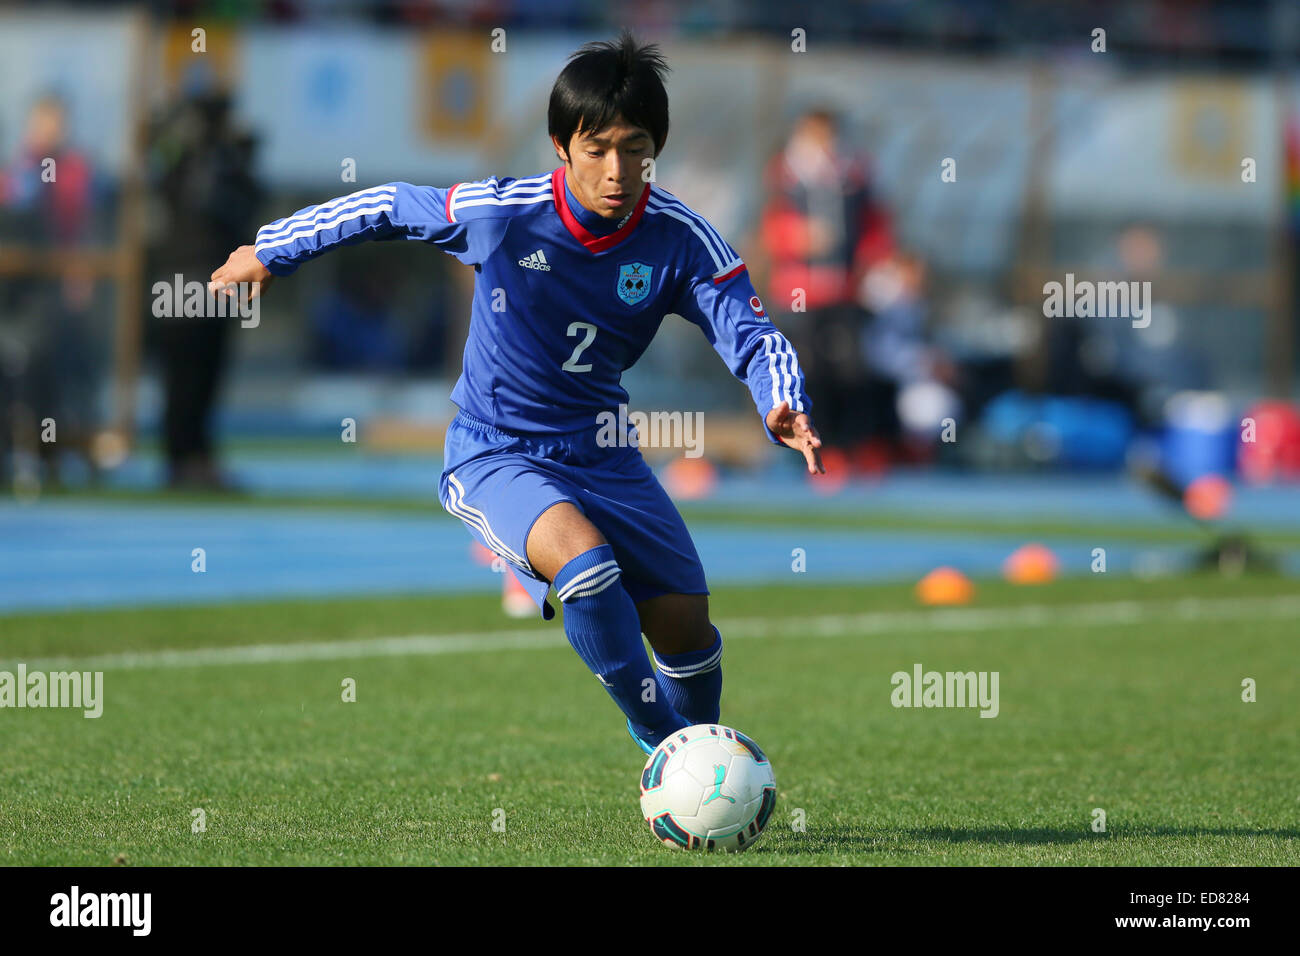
[210,32,823,754]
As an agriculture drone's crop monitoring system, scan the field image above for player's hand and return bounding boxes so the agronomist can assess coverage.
[208,245,273,300]
[766,401,825,474]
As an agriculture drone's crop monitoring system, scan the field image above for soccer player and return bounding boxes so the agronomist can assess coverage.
[209,32,823,754]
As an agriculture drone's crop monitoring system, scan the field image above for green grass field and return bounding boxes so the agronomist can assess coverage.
[1,573,1296,865]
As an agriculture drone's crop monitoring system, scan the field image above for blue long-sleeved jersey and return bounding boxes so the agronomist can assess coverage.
[254,167,811,442]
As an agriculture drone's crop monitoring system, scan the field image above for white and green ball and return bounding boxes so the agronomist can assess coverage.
[638,724,777,852]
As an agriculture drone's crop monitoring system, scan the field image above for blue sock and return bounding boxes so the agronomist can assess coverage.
[652,626,723,725]
[554,544,685,745]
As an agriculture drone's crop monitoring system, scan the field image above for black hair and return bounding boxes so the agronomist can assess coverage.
[548,30,670,160]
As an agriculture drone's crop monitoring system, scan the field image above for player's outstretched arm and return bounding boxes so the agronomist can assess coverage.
[229,182,481,292]
[208,245,272,300]
[765,400,825,474]
[207,179,493,304]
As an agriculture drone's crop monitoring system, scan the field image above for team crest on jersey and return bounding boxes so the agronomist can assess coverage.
[616,262,654,306]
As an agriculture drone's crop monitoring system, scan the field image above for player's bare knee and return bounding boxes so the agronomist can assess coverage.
[638,593,713,656]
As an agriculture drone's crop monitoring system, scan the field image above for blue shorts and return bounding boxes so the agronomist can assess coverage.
[438,409,709,620]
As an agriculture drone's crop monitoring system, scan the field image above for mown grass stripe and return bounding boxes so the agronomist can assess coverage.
[8,594,1297,673]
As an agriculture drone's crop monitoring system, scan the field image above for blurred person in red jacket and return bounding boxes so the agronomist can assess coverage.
[0,93,98,489]
[759,108,895,468]
[0,94,94,240]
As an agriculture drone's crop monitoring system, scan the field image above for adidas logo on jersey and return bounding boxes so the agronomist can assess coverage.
[518,249,552,271]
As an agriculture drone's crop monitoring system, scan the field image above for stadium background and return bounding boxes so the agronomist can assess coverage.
[2,0,1299,609]
[0,0,1298,868]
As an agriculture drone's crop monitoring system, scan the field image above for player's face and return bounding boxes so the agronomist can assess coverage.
[554,117,653,220]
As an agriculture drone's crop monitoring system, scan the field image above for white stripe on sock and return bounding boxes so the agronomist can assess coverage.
[556,559,619,601]
[655,643,723,679]
[560,567,622,602]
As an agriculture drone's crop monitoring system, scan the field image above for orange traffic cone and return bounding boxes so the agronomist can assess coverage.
[916,567,975,605]
[663,456,718,500]
[1002,543,1059,585]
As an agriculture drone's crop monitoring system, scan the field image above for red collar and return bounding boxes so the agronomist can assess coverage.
[551,166,650,254]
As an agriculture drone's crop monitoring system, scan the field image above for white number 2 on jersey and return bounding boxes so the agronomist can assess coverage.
[562,321,598,373]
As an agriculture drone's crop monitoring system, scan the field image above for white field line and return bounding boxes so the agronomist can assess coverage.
[7,594,1298,674]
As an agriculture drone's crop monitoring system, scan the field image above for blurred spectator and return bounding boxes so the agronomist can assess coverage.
[0,94,93,242]
[1038,223,1209,426]
[309,268,406,372]
[0,93,99,488]
[147,90,261,491]
[858,251,961,454]
[306,244,452,374]
[758,108,896,459]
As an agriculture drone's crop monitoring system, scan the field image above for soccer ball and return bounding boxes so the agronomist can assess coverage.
[638,724,777,851]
